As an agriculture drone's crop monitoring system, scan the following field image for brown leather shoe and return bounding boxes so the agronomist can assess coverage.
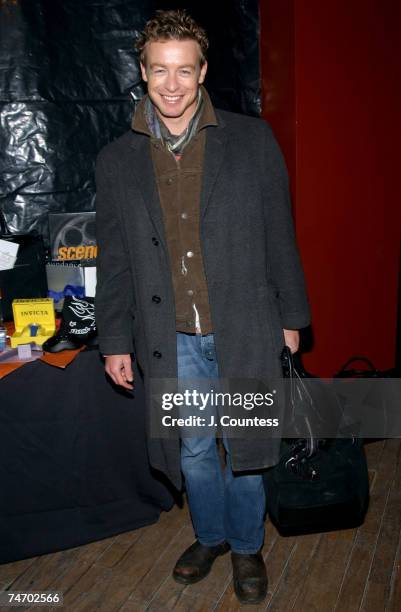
[173,540,230,584]
[231,551,268,604]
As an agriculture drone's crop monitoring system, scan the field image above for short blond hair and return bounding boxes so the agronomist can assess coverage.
[136,9,209,66]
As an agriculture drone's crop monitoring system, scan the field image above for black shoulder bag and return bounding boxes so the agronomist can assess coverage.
[263,347,370,535]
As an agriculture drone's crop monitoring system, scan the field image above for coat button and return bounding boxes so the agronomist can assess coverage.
[152,295,161,303]
[167,177,174,185]
[151,237,159,246]
[153,350,162,359]
[186,251,194,258]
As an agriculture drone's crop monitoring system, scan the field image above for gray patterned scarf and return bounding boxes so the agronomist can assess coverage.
[144,89,203,156]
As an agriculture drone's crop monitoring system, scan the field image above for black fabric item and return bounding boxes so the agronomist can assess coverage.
[263,348,370,536]
[43,296,97,352]
[263,438,370,536]
[0,350,175,563]
[0,212,47,321]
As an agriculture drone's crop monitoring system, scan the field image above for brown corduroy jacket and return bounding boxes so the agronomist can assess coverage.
[131,89,217,334]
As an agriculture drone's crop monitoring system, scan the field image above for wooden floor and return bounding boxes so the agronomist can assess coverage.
[1,440,401,612]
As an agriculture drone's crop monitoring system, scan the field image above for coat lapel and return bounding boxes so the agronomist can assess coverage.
[200,119,227,221]
[125,115,227,237]
[126,132,167,247]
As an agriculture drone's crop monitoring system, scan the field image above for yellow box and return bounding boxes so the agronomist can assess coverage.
[11,298,56,347]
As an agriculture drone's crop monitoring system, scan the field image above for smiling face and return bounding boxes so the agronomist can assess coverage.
[140,39,208,135]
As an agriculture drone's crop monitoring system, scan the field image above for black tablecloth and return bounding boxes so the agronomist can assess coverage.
[0,350,175,563]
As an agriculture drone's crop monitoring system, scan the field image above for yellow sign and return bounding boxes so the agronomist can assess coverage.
[11,298,56,347]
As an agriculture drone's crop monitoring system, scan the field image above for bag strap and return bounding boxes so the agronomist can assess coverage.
[335,356,377,377]
[280,346,319,457]
[281,346,312,378]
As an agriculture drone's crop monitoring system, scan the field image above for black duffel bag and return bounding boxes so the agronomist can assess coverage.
[0,211,47,321]
[263,348,370,536]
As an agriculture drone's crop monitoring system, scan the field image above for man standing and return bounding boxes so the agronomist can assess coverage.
[95,10,310,605]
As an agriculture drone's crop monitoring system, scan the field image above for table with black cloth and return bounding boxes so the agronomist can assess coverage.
[0,350,175,564]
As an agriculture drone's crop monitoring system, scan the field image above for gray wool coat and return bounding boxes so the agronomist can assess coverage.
[95,107,311,490]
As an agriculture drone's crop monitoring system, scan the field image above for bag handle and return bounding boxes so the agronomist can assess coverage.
[280,346,319,457]
[335,356,378,377]
[281,346,313,378]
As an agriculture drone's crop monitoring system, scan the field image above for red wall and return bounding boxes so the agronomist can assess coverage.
[260,0,401,376]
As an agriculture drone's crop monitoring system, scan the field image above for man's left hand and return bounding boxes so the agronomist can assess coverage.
[283,329,300,354]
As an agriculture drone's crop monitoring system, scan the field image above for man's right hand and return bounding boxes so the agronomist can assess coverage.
[104,354,134,390]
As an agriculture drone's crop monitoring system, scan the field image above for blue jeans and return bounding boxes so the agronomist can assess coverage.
[177,331,266,554]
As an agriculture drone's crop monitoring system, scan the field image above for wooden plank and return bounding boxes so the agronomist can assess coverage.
[110,507,189,584]
[63,589,123,612]
[132,525,195,607]
[335,439,401,612]
[1,535,124,612]
[64,581,149,612]
[0,548,109,612]
[387,524,401,612]
[147,589,217,612]
[267,532,321,611]
[129,503,192,604]
[60,506,191,610]
[59,563,114,609]
[92,526,194,612]
[94,528,145,568]
[0,558,37,590]
[364,440,385,471]
[119,598,148,612]
[39,527,148,610]
[43,559,97,607]
[71,535,122,566]
[360,439,401,611]
[291,528,357,612]
[361,582,388,612]
[6,548,85,593]
[52,528,145,609]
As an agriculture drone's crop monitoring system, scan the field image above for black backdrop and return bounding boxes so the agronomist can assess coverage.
[0,0,259,242]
